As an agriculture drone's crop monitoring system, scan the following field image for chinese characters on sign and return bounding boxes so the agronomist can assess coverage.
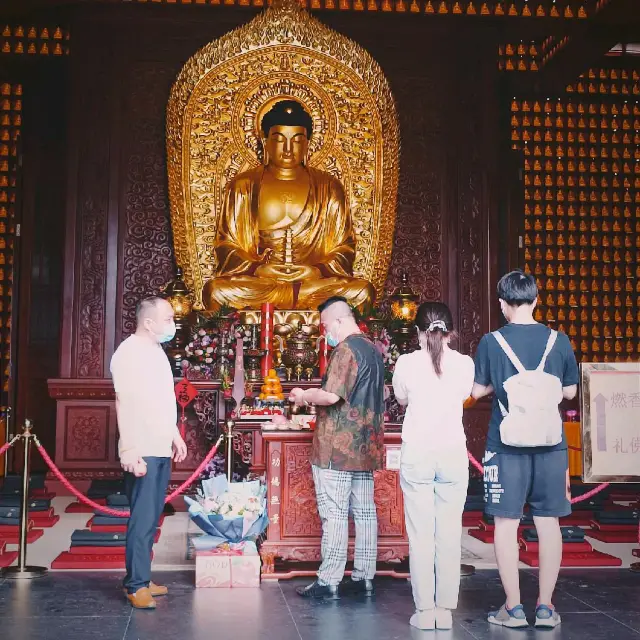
[269,452,281,527]
[583,364,640,482]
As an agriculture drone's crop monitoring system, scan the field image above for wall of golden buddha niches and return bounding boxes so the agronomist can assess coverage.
[0,83,20,401]
[511,68,640,363]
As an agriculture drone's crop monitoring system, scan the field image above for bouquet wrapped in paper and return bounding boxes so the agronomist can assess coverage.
[185,476,268,551]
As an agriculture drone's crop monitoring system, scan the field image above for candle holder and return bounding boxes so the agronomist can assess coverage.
[245,324,265,383]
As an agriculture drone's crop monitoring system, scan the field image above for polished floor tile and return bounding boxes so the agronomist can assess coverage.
[0,572,132,618]
[460,613,640,640]
[0,570,637,640]
[1,616,131,640]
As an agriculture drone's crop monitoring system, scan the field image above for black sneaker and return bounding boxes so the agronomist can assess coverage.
[296,580,340,599]
[339,577,375,597]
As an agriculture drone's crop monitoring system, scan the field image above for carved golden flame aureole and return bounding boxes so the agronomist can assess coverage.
[166,0,399,309]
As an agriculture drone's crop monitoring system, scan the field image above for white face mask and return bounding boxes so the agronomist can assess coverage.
[151,320,176,344]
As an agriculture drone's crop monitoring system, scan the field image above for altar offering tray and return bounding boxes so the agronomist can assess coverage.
[262,415,316,431]
[238,407,285,421]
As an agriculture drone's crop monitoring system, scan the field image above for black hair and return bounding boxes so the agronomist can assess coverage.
[260,100,313,139]
[496,269,538,306]
[318,296,349,314]
[415,301,455,377]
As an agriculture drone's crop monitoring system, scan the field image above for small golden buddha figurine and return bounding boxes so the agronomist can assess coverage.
[203,100,375,310]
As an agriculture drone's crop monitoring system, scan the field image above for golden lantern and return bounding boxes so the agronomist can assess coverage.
[390,272,419,354]
[163,267,193,375]
[390,272,419,324]
[164,267,193,319]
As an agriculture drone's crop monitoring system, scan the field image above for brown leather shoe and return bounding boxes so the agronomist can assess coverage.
[122,582,168,598]
[127,587,156,609]
[149,581,168,597]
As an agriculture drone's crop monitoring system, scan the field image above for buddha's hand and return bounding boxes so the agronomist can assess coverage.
[258,248,274,263]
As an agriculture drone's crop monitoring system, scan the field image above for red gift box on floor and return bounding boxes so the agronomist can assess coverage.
[195,542,261,588]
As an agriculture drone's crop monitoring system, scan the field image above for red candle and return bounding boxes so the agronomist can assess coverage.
[318,327,329,378]
[260,303,274,378]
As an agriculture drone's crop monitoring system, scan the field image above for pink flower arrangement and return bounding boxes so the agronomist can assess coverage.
[185,327,231,378]
[374,328,401,382]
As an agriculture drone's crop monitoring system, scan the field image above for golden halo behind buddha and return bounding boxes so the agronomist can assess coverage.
[167,0,399,309]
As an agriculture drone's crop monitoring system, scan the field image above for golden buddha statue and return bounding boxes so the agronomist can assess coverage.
[203,100,375,311]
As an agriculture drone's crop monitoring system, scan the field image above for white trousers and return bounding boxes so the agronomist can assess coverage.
[400,442,469,611]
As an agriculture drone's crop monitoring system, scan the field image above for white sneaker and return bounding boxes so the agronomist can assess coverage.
[435,607,453,630]
[410,609,435,630]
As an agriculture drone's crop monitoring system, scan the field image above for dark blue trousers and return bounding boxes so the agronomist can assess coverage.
[123,456,171,594]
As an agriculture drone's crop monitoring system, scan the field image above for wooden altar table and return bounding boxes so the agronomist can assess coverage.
[259,430,410,580]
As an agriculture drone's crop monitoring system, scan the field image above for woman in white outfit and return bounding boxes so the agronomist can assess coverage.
[392,302,475,631]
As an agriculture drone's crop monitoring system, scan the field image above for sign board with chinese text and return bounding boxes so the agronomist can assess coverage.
[385,445,401,471]
[581,362,640,483]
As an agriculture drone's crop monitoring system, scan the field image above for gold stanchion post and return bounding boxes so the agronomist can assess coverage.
[1,419,47,579]
[225,419,235,485]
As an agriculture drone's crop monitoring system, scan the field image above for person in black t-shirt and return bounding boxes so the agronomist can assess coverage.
[472,270,578,630]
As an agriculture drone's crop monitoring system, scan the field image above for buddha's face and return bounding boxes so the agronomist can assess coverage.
[263,125,309,169]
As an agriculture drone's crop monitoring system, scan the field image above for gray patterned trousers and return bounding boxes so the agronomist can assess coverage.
[311,464,378,586]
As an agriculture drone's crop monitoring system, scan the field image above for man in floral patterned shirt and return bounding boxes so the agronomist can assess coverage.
[290,296,386,599]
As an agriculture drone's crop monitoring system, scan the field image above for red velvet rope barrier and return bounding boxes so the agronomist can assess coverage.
[0,435,21,460]
[0,441,12,459]
[0,434,623,520]
[34,435,223,518]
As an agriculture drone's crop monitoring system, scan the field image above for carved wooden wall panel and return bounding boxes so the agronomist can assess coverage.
[282,442,322,537]
[280,441,406,540]
[64,30,113,378]
[454,40,498,355]
[63,406,110,461]
[118,62,178,343]
[58,403,115,465]
[385,73,444,304]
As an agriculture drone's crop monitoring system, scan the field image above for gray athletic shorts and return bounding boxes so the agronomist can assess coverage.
[483,449,571,519]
